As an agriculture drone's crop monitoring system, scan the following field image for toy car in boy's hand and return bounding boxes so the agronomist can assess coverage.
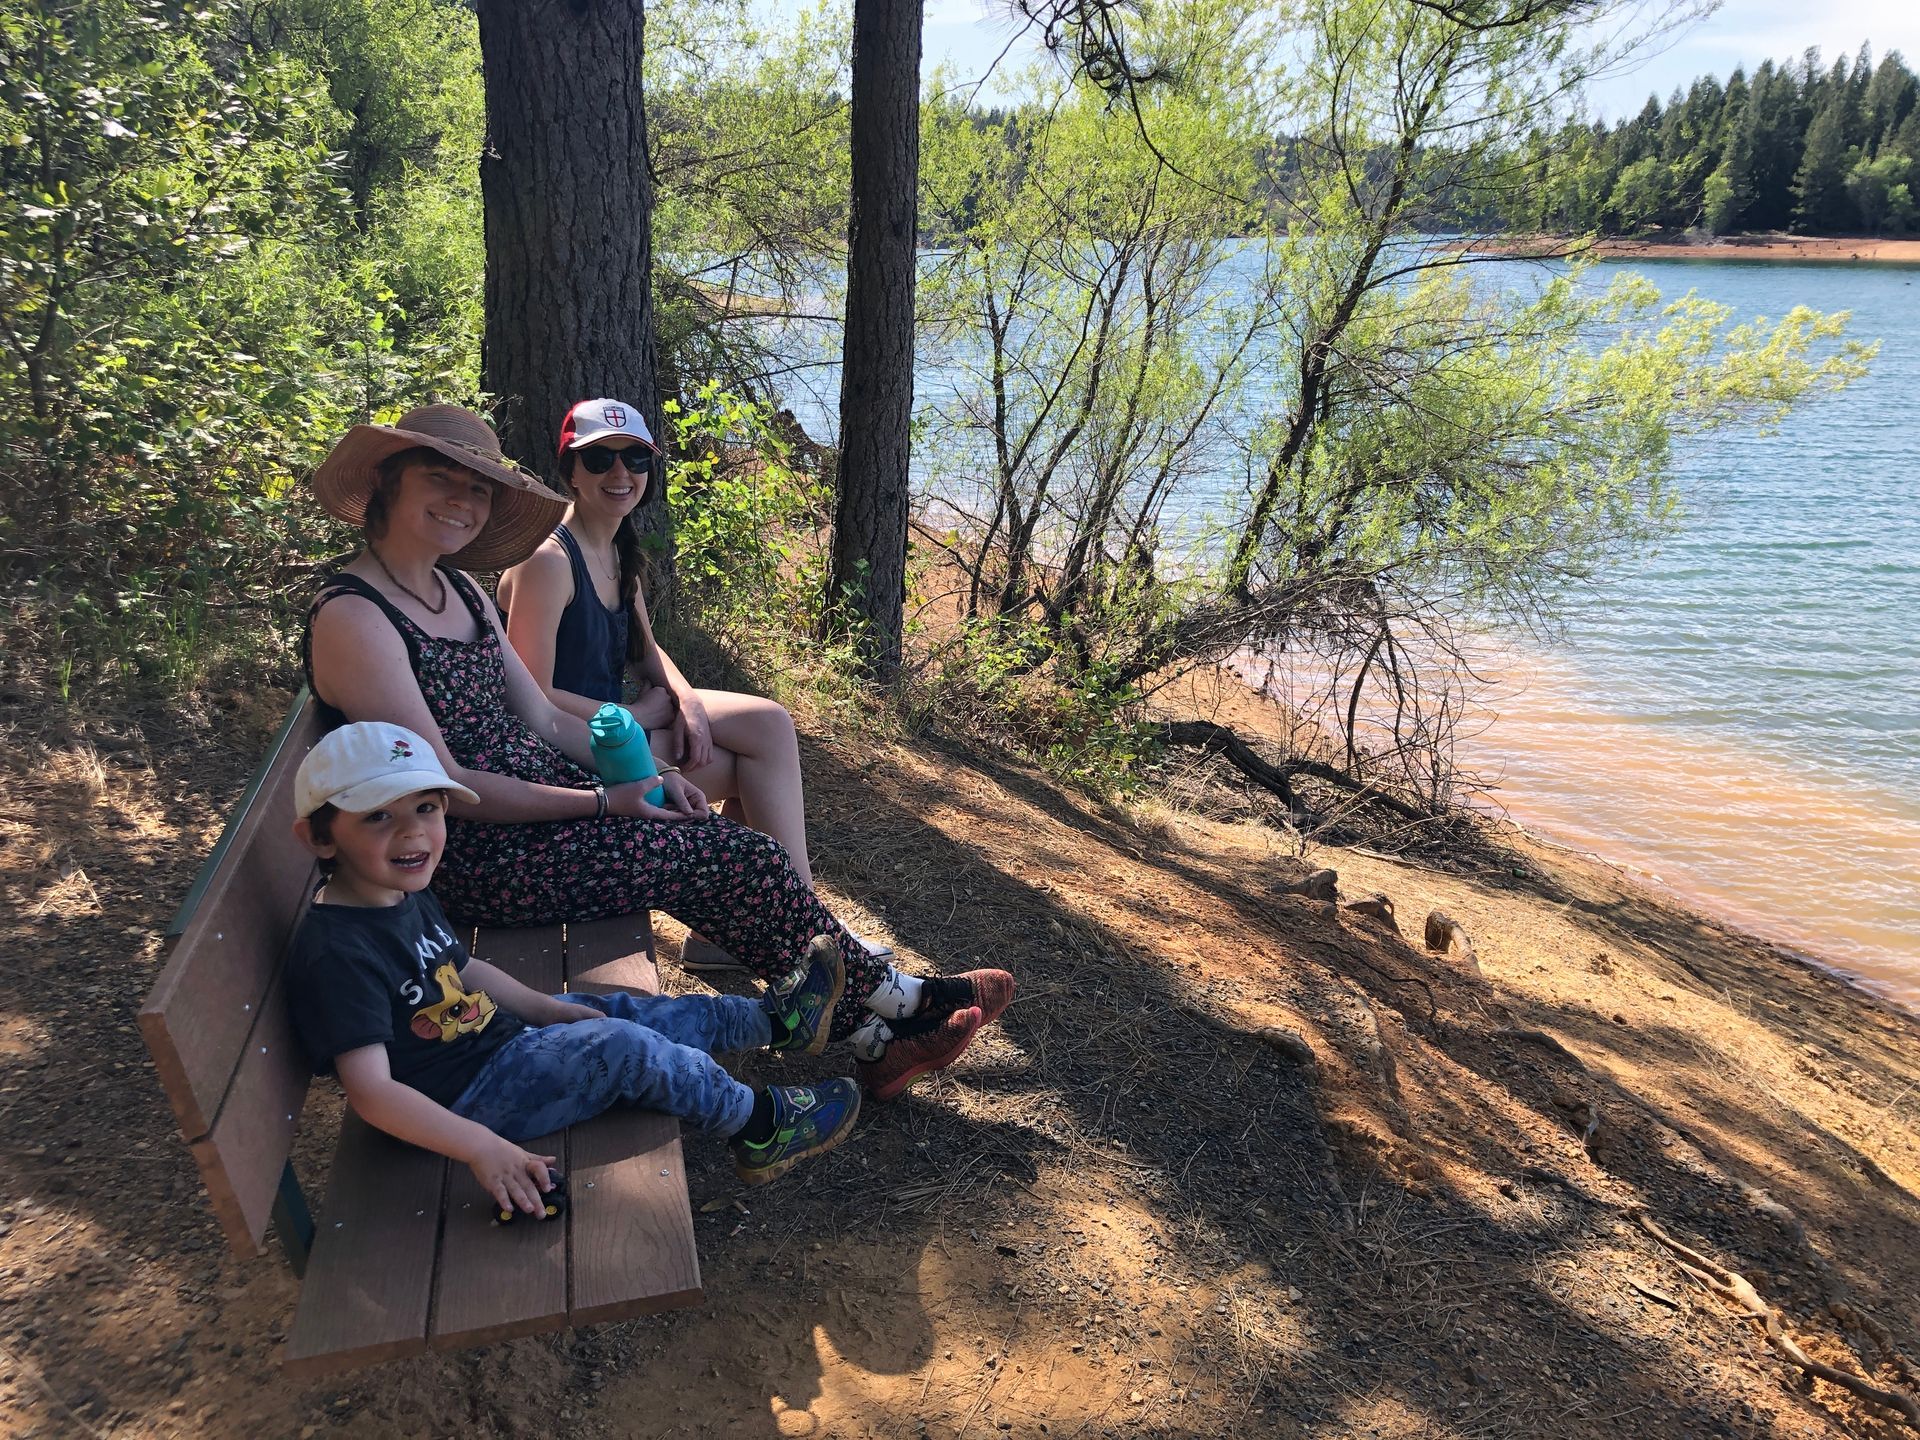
[493,1170,567,1225]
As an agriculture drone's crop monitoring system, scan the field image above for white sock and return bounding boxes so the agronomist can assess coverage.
[848,1014,895,1061]
[864,967,924,1020]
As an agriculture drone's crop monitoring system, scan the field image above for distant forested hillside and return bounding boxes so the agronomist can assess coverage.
[1514,45,1920,237]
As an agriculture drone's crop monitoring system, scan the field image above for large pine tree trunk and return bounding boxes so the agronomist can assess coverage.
[474,0,670,571]
[829,0,923,676]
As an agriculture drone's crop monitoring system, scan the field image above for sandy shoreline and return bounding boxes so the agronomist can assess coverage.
[1196,657,1920,1018]
[1461,232,1920,263]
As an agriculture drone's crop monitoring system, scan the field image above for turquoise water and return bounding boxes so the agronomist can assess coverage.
[1457,259,1920,1005]
[1546,261,1919,797]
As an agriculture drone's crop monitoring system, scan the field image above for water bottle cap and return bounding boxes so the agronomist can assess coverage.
[588,703,638,747]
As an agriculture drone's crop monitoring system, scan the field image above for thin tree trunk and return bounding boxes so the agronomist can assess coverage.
[474,0,670,584]
[829,0,923,677]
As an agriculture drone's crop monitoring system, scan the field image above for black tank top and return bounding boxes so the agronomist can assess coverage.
[547,525,629,705]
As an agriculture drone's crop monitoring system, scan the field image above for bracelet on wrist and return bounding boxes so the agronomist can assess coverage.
[591,783,608,820]
[656,765,680,777]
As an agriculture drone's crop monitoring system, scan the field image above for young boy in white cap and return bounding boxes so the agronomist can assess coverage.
[284,720,861,1217]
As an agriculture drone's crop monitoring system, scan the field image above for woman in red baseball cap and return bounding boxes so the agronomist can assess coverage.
[498,398,842,969]
[481,397,1014,1095]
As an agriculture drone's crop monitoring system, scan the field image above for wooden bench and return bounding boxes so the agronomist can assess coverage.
[138,692,704,1377]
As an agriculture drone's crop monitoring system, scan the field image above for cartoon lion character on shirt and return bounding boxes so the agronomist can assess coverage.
[409,962,498,1042]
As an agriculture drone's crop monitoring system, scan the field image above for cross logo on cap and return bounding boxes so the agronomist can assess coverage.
[604,406,627,427]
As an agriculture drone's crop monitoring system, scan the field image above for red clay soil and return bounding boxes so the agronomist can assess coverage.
[1461,232,1920,263]
[3,675,1919,1439]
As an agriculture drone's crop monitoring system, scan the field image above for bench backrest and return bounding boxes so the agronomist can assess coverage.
[139,692,322,1257]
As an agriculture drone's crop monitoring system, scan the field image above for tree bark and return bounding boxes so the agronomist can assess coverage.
[474,0,671,580]
[829,0,923,677]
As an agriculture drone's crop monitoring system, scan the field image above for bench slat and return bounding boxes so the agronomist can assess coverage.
[565,916,661,994]
[569,1109,702,1324]
[564,919,703,1323]
[140,697,322,1140]
[431,927,570,1351]
[284,1112,445,1379]
[187,969,310,1255]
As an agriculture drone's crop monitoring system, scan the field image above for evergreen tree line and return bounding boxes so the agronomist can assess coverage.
[1516,44,1920,237]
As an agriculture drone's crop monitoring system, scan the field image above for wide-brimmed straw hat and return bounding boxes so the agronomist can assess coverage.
[310,404,569,570]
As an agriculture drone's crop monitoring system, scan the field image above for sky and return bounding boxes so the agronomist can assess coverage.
[918,0,1920,118]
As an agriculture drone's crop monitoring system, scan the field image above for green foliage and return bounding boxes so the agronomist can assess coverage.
[905,613,1159,796]
[662,381,828,635]
[647,0,850,405]
[0,0,484,705]
[1846,150,1918,234]
[0,0,858,712]
[905,0,1869,805]
[916,3,1270,721]
[1793,100,1853,233]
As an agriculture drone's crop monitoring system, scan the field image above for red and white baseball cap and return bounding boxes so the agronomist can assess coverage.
[557,397,661,458]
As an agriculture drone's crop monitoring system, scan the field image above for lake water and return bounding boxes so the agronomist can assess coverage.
[1460,259,1920,1009]
[776,254,1920,1008]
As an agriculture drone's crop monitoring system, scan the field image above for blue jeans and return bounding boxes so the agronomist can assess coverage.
[449,990,768,1140]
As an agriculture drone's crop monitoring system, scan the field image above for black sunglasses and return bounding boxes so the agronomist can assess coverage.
[576,444,653,476]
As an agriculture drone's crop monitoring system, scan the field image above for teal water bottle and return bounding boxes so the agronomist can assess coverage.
[588,703,665,806]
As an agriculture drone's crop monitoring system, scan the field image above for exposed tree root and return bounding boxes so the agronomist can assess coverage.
[1275,866,1339,901]
[1424,909,1481,974]
[1634,1210,1920,1430]
[1346,951,1440,1027]
[1161,718,1436,825]
[1341,892,1401,934]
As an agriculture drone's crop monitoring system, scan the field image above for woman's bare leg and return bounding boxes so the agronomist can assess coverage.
[665,689,812,885]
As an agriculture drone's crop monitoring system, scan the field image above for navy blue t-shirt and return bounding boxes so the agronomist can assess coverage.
[285,889,526,1107]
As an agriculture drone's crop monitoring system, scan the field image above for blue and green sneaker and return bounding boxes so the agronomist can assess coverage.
[764,934,846,1056]
[731,1080,863,1186]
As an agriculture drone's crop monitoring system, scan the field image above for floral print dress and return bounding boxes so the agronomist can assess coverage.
[303,568,884,1038]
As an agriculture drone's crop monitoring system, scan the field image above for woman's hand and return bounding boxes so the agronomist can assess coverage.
[662,770,710,818]
[674,691,713,769]
[606,774,710,822]
[628,684,678,731]
[465,1134,557,1217]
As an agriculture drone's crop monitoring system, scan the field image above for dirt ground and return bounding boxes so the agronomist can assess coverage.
[1590,234,1920,263]
[4,671,1920,1439]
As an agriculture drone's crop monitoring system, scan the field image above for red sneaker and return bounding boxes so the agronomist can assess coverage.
[950,969,1015,1027]
[856,1005,985,1101]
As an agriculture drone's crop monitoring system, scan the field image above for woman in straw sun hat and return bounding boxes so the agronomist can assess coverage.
[301,404,1011,1099]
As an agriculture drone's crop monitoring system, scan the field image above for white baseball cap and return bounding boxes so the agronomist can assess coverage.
[557,397,661,457]
[294,722,479,819]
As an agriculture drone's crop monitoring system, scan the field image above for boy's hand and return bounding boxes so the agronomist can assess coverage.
[543,999,605,1026]
[467,1135,556,1217]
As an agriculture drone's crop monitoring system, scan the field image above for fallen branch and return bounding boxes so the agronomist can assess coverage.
[1634,1211,1920,1429]
[1160,719,1437,825]
[1627,1277,1682,1309]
